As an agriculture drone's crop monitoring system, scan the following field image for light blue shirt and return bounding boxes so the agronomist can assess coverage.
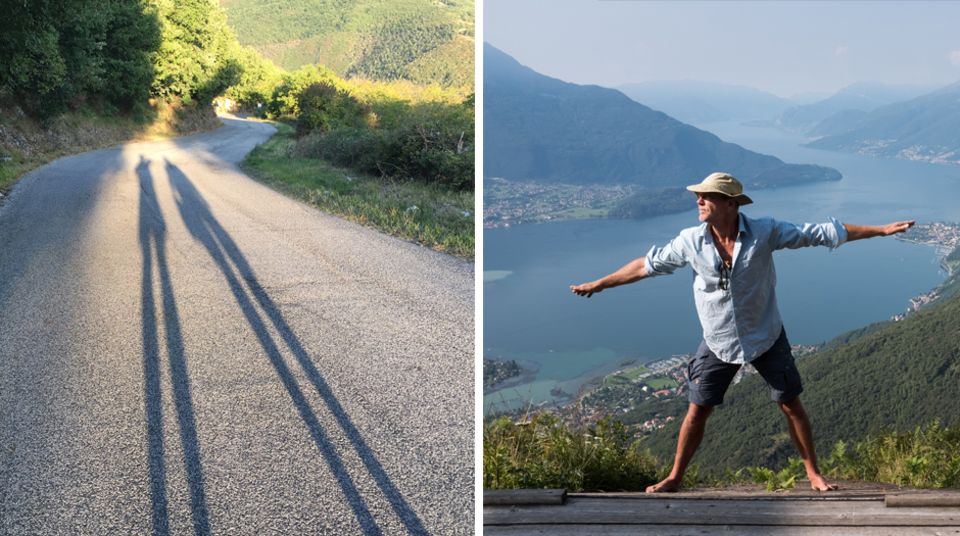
[645,213,848,364]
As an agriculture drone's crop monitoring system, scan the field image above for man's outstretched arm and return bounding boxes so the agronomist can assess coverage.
[843,220,915,242]
[570,256,649,298]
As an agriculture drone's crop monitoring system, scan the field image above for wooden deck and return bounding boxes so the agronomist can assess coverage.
[484,483,960,535]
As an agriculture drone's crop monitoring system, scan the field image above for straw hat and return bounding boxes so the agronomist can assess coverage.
[686,172,753,206]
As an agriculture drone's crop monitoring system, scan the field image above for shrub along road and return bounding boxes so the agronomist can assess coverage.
[0,117,474,535]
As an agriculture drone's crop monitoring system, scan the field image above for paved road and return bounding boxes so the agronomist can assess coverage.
[0,118,474,535]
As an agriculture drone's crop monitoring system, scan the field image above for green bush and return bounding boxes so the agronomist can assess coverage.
[484,414,960,492]
[733,421,960,490]
[483,414,660,491]
[745,457,805,491]
[267,64,345,118]
[822,421,960,488]
[379,100,473,189]
[293,127,382,172]
[296,81,369,134]
[293,95,473,190]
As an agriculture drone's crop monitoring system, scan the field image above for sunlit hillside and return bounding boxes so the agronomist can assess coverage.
[219,0,474,87]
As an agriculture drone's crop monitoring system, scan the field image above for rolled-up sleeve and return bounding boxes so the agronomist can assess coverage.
[645,235,689,276]
[770,217,847,251]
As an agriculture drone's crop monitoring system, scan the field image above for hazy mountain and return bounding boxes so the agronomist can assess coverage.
[778,82,931,133]
[219,0,474,87]
[617,80,794,124]
[642,269,960,473]
[806,109,870,138]
[785,91,834,106]
[806,80,960,166]
[484,43,840,188]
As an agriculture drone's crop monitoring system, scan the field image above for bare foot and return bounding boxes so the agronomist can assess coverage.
[646,477,682,493]
[809,473,838,491]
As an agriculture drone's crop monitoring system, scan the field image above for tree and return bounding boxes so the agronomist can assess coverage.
[296,81,368,134]
[0,1,68,117]
[150,0,240,105]
[268,64,343,118]
[101,1,161,113]
[0,0,160,118]
[224,46,283,113]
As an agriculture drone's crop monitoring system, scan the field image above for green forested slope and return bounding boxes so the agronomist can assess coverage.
[218,0,473,87]
[642,290,960,475]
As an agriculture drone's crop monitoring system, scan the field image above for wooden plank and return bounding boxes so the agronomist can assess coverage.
[484,496,960,526]
[571,480,900,501]
[573,491,885,502]
[484,489,567,506]
[484,524,960,536]
[887,493,960,508]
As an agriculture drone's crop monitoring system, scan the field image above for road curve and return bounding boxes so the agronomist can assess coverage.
[0,118,474,535]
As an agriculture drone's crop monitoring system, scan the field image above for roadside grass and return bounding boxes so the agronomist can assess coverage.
[242,122,474,259]
[0,149,38,192]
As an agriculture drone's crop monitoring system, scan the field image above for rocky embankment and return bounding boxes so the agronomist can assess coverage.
[0,102,221,194]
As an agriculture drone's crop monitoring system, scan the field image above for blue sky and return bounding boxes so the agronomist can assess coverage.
[483,0,960,97]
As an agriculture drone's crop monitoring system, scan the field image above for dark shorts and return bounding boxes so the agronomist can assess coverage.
[686,328,803,407]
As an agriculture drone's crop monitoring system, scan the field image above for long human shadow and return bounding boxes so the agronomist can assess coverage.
[166,159,429,535]
[138,156,211,536]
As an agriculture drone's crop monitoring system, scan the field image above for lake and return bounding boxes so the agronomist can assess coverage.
[484,122,960,413]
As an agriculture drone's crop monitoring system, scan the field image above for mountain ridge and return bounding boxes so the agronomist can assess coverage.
[618,80,794,124]
[483,43,841,190]
[777,82,931,134]
[806,80,960,166]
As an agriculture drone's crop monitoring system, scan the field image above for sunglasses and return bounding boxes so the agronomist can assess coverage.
[717,259,731,291]
[697,192,733,203]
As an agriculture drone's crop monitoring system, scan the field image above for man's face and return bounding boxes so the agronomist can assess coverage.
[696,192,737,223]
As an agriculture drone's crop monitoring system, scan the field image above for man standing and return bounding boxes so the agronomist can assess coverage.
[570,172,914,493]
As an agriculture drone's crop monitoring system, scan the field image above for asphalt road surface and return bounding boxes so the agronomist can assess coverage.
[0,118,474,535]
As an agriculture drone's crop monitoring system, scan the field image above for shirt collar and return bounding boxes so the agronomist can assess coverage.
[703,213,748,244]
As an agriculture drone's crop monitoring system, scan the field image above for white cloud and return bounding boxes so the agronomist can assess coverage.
[950,50,960,66]
[834,46,849,58]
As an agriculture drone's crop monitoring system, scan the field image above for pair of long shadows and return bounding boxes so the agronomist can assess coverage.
[137,156,427,535]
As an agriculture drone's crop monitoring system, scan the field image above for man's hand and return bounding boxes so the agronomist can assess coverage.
[570,257,649,298]
[844,220,915,242]
[570,281,604,298]
[881,220,916,236]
